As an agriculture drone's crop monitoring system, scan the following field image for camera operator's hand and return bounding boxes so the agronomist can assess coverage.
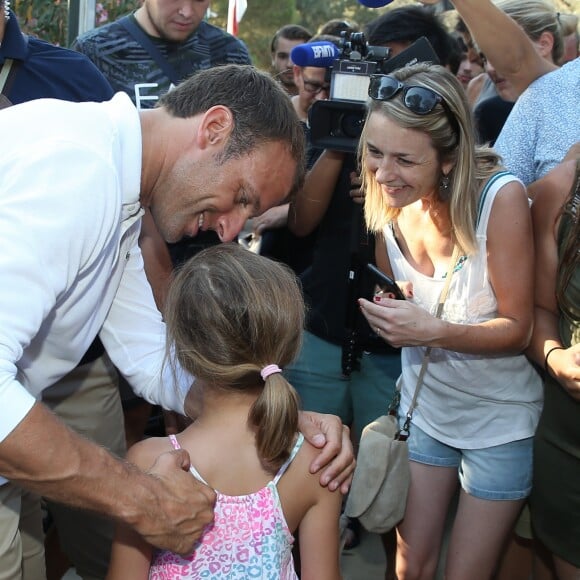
[349,172,365,205]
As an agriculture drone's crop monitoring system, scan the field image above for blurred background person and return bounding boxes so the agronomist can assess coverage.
[439,0,575,183]
[449,34,484,90]
[365,4,455,67]
[559,13,579,64]
[254,33,341,277]
[468,0,563,146]
[317,17,360,38]
[269,23,312,96]
[480,0,563,103]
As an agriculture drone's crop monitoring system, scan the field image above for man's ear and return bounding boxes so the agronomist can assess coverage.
[197,105,234,150]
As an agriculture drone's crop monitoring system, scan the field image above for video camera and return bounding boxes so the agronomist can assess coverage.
[292,33,440,153]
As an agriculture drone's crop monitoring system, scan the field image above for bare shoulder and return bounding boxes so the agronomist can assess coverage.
[278,437,342,531]
[291,437,325,480]
[290,439,341,503]
[488,174,529,211]
[126,436,174,471]
[530,160,577,209]
[485,176,532,250]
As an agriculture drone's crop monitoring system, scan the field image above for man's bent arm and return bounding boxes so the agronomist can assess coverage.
[0,403,214,554]
[424,0,555,97]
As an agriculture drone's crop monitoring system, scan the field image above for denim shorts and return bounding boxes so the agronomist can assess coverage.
[406,422,533,501]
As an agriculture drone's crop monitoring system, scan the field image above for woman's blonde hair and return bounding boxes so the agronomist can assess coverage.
[360,62,501,255]
[494,0,564,64]
[164,243,305,472]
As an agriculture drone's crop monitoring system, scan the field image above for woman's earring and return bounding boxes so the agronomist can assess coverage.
[439,174,450,198]
[4,0,11,20]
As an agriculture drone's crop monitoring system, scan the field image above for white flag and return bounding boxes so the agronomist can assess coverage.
[227,0,247,36]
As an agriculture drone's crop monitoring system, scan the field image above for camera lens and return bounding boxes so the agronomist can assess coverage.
[350,32,366,47]
[337,111,365,139]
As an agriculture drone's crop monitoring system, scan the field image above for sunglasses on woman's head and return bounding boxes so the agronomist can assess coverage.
[368,74,459,136]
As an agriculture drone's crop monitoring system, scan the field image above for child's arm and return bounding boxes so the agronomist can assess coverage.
[298,477,343,580]
[106,438,167,580]
[106,520,153,580]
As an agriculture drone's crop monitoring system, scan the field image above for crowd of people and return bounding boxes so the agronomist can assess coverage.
[0,0,578,579]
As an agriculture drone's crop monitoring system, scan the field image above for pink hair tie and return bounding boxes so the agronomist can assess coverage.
[261,364,282,381]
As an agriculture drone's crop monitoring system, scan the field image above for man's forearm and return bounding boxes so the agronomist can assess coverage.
[0,402,215,554]
[0,402,155,524]
[451,0,555,96]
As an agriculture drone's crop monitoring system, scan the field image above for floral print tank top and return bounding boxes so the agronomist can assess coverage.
[148,433,304,579]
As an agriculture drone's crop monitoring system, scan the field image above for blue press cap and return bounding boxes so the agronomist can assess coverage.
[291,41,340,68]
[358,0,394,7]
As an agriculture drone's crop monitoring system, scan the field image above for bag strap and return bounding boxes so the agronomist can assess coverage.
[118,15,181,85]
[0,59,14,93]
[475,170,511,230]
[0,57,20,110]
[397,244,461,441]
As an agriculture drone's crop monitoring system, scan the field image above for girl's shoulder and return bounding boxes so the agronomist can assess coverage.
[278,436,336,498]
[126,435,174,471]
[277,436,343,533]
[288,435,321,473]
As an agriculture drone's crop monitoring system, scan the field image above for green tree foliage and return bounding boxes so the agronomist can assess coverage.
[210,0,297,70]
[14,0,69,45]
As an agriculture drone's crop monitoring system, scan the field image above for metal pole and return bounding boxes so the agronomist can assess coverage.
[67,0,96,46]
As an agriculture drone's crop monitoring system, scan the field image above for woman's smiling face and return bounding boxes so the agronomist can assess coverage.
[363,112,453,209]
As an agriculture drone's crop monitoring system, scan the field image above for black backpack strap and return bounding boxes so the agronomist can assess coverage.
[119,15,181,85]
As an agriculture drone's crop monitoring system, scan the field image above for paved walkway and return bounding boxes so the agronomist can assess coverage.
[341,528,388,579]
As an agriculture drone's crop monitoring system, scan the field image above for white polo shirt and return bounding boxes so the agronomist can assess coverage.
[0,92,189,451]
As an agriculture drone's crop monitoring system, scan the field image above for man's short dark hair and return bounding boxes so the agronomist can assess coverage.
[365,6,455,66]
[270,24,312,54]
[317,18,359,38]
[159,64,306,196]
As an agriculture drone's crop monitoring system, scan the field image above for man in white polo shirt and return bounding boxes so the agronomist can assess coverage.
[0,63,354,579]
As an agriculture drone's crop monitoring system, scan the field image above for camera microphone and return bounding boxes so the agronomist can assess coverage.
[291,41,340,68]
[357,0,394,7]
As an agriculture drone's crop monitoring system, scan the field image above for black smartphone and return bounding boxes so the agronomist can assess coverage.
[366,263,406,300]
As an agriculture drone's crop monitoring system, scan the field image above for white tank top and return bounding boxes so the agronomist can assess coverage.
[385,172,543,448]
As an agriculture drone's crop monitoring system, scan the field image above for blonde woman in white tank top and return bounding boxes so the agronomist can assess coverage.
[357,63,542,580]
